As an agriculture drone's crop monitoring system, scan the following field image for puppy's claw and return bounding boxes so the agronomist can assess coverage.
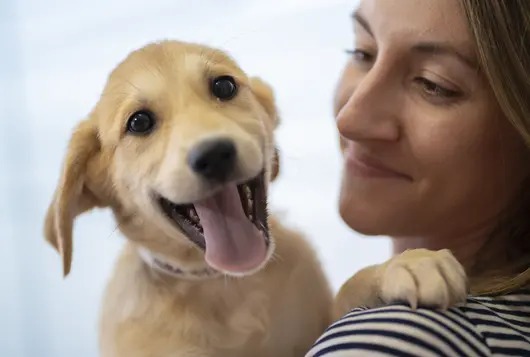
[378,249,468,310]
[381,265,419,310]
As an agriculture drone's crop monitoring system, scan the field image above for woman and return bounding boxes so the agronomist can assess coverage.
[307,0,530,356]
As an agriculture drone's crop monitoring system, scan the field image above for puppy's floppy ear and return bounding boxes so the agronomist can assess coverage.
[250,76,280,128]
[270,148,280,182]
[44,119,104,277]
[249,76,281,182]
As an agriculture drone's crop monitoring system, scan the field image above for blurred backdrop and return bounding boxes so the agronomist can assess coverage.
[1,0,391,356]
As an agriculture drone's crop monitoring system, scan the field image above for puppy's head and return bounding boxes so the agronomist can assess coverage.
[44,40,281,277]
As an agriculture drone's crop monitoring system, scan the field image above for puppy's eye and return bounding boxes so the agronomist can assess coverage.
[126,111,155,135]
[211,75,238,101]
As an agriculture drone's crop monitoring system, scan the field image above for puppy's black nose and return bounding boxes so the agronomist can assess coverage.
[187,138,237,182]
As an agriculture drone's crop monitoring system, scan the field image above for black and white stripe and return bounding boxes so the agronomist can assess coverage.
[306,291,530,357]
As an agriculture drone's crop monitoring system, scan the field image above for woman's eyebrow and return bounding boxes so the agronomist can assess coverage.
[412,42,477,69]
[351,11,373,36]
[351,10,477,69]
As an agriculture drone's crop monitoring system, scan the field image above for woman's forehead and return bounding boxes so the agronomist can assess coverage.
[356,0,472,47]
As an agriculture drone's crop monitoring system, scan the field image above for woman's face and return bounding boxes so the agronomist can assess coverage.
[336,0,529,239]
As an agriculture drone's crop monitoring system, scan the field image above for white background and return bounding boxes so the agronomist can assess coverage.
[0,1,391,356]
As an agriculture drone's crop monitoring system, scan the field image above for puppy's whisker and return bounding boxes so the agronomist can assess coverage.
[123,78,142,93]
[99,90,139,100]
[106,224,121,240]
[224,274,230,290]
[270,251,283,264]
[202,48,225,68]
[202,25,259,68]
[213,26,262,55]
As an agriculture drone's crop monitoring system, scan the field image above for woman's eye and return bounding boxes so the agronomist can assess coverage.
[345,48,374,63]
[415,78,460,99]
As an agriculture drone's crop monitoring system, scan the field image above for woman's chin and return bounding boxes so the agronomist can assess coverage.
[340,213,385,236]
[338,172,418,237]
[339,200,379,236]
[338,194,407,237]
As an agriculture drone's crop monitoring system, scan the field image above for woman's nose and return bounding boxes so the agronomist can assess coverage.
[336,65,401,143]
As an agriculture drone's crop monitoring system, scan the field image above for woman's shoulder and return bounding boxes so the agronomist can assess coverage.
[306,290,530,357]
[306,303,490,357]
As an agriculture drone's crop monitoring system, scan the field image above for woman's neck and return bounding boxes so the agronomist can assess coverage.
[392,239,472,272]
[390,226,493,274]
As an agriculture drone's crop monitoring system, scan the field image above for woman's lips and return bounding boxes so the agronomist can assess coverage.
[344,149,412,181]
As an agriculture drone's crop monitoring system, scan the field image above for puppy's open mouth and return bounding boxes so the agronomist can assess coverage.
[157,171,269,273]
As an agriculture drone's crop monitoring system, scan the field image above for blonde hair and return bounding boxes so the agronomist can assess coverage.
[461,0,530,295]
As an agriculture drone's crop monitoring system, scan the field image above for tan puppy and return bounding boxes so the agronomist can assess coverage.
[44,40,467,357]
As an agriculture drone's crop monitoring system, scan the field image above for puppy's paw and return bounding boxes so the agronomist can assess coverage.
[378,249,468,310]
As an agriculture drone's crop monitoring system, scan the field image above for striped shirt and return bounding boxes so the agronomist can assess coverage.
[306,290,530,357]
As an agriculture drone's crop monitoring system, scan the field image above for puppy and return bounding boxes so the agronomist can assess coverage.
[44,40,467,357]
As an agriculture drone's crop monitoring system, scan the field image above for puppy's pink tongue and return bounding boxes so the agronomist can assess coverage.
[193,185,267,273]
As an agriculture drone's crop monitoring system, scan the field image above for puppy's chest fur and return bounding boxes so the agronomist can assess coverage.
[98,220,333,357]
